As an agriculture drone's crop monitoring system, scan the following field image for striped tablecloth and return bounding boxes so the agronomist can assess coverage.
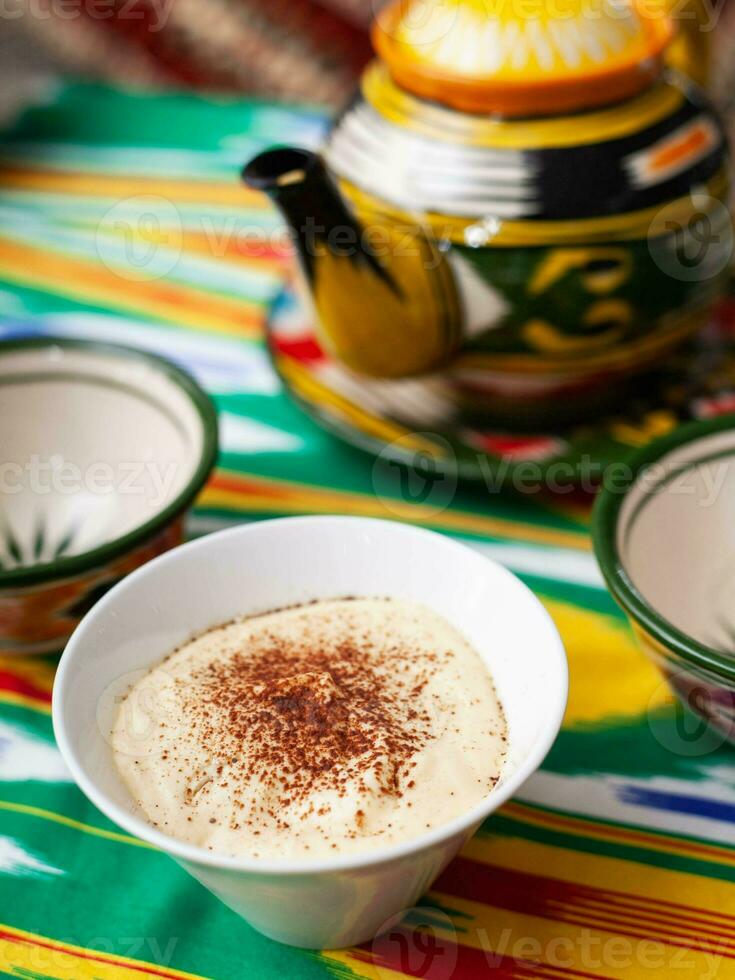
[0,83,733,980]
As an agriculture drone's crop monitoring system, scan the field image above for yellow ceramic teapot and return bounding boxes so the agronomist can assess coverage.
[244,0,730,420]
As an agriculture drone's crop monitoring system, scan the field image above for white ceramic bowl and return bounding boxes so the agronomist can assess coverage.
[53,516,567,949]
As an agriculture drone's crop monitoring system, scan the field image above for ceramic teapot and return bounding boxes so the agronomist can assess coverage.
[244,0,730,421]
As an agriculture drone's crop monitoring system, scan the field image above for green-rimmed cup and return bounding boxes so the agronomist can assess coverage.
[592,415,735,745]
[0,338,218,656]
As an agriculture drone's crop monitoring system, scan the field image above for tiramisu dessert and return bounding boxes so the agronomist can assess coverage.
[112,598,507,859]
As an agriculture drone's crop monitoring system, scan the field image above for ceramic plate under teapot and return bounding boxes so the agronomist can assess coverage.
[269,283,735,485]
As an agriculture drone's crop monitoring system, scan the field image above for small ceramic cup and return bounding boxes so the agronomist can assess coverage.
[0,338,217,655]
[592,416,735,745]
[53,515,568,949]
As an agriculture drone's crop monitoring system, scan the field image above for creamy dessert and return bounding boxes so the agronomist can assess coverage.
[112,598,507,860]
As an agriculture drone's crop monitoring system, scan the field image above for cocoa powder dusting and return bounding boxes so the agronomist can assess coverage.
[113,599,510,858]
[178,621,449,832]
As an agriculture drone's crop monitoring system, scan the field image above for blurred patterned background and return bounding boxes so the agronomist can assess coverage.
[2,0,733,121]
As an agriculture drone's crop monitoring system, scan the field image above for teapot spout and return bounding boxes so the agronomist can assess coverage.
[242,147,461,378]
[242,147,396,294]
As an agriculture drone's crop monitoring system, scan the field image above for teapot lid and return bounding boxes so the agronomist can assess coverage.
[372,0,674,116]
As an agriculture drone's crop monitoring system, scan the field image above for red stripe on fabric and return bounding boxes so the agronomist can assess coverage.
[434,859,735,956]
[714,298,735,333]
[75,0,371,90]
[254,0,372,59]
[563,889,735,938]
[75,3,211,87]
[271,335,325,362]
[0,670,52,704]
[208,472,292,498]
[351,937,610,980]
[545,902,735,950]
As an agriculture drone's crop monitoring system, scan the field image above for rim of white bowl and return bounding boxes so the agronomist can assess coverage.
[53,515,568,876]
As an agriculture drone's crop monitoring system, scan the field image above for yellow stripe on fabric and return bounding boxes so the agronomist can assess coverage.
[119,226,289,271]
[0,922,207,980]
[0,691,51,714]
[0,237,263,338]
[320,955,407,980]
[0,800,153,849]
[462,834,735,916]
[202,472,590,551]
[0,169,267,208]
[542,597,668,726]
[503,801,735,869]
